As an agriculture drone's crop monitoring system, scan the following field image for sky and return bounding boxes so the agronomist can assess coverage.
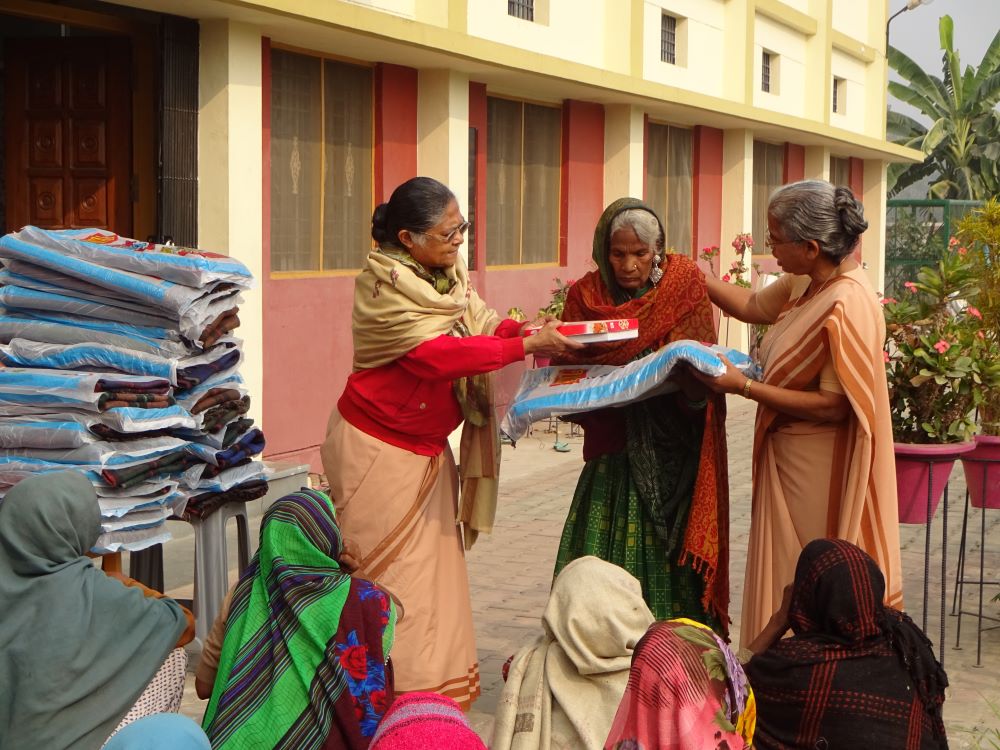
[887,0,1000,114]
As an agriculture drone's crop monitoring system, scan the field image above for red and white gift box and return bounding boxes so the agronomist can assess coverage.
[528,318,639,344]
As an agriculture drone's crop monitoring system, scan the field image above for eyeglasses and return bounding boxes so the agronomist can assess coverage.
[764,230,802,250]
[419,221,471,243]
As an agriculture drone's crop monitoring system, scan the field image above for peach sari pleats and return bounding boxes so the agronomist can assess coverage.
[321,409,481,709]
[741,267,902,647]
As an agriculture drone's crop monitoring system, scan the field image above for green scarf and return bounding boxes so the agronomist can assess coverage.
[0,471,187,750]
[203,489,396,749]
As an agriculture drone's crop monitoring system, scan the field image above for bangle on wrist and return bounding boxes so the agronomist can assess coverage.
[742,378,754,399]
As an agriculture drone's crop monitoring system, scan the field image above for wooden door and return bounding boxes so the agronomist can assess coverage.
[4,38,131,234]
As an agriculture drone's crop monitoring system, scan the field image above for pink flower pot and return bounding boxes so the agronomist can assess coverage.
[961,435,1000,509]
[894,441,976,524]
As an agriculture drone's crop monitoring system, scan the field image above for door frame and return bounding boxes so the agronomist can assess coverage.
[2,0,157,237]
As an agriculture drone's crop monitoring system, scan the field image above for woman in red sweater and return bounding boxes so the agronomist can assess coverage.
[321,176,578,709]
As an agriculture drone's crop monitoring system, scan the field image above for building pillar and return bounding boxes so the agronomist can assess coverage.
[199,19,263,427]
[603,104,644,207]
[804,145,831,180]
[863,159,888,293]
[720,128,754,352]
[417,69,470,262]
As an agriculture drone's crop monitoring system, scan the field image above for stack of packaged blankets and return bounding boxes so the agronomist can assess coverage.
[0,226,270,553]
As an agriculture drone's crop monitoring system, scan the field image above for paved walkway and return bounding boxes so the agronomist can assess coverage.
[171,399,1000,746]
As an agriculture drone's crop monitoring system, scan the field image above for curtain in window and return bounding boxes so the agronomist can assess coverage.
[830,156,850,189]
[487,98,522,266]
[666,126,692,253]
[752,141,785,253]
[269,50,372,273]
[323,60,373,271]
[644,123,693,254]
[521,104,561,264]
[270,50,321,272]
[486,98,560,266]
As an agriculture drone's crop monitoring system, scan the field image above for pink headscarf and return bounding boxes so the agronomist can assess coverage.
[604,619,755,750]
[370,693,486,750]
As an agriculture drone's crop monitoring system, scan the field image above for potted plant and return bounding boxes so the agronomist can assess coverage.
[531,278,575,368]
[882,249,996,522]
[956,199,1000,507]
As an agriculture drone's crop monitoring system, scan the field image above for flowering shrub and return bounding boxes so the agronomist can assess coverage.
[538,277,575,318]
[883,249,1000,443]
[700,233,756,287]
[956,198,1000,436]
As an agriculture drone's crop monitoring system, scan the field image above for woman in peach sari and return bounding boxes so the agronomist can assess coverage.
[696,180,902,648]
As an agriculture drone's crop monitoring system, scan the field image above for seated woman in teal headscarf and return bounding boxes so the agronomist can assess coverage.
[0,471,199,750]
[198,488,397,750]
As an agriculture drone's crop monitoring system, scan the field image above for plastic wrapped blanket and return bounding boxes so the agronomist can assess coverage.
[500,339,761,442]
[7,226,254,288]
[0,368,172,412]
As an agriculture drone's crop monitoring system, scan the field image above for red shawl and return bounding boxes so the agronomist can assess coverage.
[557,253,731,630]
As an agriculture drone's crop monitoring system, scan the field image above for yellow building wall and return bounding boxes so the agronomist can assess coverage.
[752,14,809,119]
[831,49,868,135]
[466,0,610,70]
[641,0,727,98]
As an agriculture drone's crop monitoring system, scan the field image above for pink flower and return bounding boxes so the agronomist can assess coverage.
[977,330,986,340]
[880,297,898,305]
[722,274,731,282]
[949,236,959,247]
[903,281,918,293]
[957,246,968,256]
[968,306,982,319]
[883,351,890,363]
[566,278,576,286]
[934,339,951,354]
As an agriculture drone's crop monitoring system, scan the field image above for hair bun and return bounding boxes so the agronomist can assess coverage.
[834,186,868,237]
[371,203,390,244]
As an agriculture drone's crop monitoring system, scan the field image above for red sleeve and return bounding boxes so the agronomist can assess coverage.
[494,318,524,338]
[397,333,525,380]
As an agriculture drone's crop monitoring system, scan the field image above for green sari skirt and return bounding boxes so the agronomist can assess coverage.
[554,450,716,627]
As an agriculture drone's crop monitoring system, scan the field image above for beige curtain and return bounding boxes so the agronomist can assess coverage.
[487,98,560,266]
[752,140,785,254]
[269,50,322,272]
[323,60,373,271]
[522,103,561,264]
[830,156,850,189]
[269,50,373,273]
[644,123,693,254]
[487,97,522,266]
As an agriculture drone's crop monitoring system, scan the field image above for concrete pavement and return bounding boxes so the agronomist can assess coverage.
[170,398,1000,746]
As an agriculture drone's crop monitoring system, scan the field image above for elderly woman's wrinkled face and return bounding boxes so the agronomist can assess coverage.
[403,199,468,269]
[609,227,655,291]
[766,211,811,274]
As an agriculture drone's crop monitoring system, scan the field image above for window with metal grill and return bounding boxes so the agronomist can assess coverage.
[832,77,845,114]
[661,13,677,64]
[761,51,772,92]
[508,0,534,21]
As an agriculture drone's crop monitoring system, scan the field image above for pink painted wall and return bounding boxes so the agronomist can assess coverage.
[692,125,723,268]
[784,143,805,183]
[262,60,419,469]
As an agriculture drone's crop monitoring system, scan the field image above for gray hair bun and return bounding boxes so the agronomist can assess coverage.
[834,186,868,238]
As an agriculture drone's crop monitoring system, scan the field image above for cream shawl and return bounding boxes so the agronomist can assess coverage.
[352,249,501,549]
[491,557,655,750]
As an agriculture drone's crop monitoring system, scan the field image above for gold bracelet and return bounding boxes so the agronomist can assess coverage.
[742,378,753,399]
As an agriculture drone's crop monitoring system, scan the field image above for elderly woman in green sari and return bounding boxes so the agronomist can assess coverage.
[552,198,730,629]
